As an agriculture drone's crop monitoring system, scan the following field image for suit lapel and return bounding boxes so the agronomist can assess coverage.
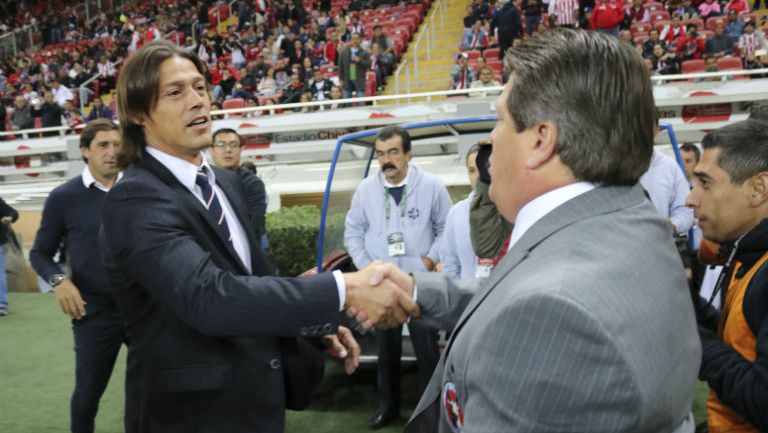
[137,154,250,275]
[443,184,646,358]
[213,167,260,255]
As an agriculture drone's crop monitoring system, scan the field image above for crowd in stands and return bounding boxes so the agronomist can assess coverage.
[0,0,428,135]
[451,0,768,91]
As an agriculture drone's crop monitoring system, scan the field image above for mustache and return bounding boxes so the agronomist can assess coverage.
[382,163,396,170]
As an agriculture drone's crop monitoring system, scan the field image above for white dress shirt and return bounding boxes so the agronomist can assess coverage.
[81,166,122,192]
[510,181,597,250]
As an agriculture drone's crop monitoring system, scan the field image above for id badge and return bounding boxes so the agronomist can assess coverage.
[475,258,495,279]
[387,232,406,257]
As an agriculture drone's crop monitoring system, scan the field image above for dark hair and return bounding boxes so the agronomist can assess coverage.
[80,118,120,162]
[115,40,208,168]
[503,29,655,185]
[679,143,700,161]
[466,143,481,164]
[686,23,698,32]
[212,128,242,146]
[375,125,412,153]
[749,106,768,124]
[701,119,768,184]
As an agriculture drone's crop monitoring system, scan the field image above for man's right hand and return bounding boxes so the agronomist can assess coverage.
[53,279,87,320]
[343,261,419,330]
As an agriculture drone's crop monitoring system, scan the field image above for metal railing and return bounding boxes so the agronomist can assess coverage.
[0,25,40,59]
[78,58,123,113]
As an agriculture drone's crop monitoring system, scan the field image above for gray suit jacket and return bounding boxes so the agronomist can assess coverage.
[406,185,701,433]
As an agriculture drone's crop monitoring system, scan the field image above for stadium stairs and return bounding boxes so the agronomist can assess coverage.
[381,0,469,101]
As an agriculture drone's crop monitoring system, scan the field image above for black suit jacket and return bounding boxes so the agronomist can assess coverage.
[100,153,341,433]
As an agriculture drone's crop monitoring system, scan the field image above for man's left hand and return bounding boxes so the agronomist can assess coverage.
[322,326,361,374]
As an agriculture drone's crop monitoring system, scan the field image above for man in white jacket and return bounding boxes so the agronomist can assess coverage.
[344,125,452,429]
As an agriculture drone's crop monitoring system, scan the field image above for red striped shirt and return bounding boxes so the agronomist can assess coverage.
[550,0,579,26]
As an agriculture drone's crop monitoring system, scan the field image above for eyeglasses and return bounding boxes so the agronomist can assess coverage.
[213,142,240,149]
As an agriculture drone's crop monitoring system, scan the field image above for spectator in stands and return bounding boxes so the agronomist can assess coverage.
[676,0,699,20]
[62,100,83,131]
[439,145,481,279]
[34,90,63,135]
[618,29,634,45]
[676,24,706,60]
[86,96,114,122]
[590,0,625,36]
[643,29,666,57]
[96,56,116,94]
[369,43,387,90]
[209,128,268,243]
[461,19,491,51]
[522,0,545,35]
[0,196,19,316]
[490,0,523,58]
[307,67,333,101]
[469,66,502,97]
[707,24,736,59]
[21,82,39,102]
[549,0,580,28]
[739,21,768,58]
[257,67,278,97]
[724,0,750,14]
[10,96,33,131]
[49,78,74,108]
[699,0,722,19]
[464,5,478,27]
[306,38,324,66]
[214,69,238,101]
[243,95,262,118]
[661,15,688,43]
[280,74,305,104]
[326,85,346,110]
[726,10,745,39]
[451,52,476,90]
[745,49,768,77]
[338,32,371,99]
[30,118,127,432]
[652,43,681,74]
[274,59,292,90]
[325,28,341,65]
[626,0,650,22]
[248,54,268,81]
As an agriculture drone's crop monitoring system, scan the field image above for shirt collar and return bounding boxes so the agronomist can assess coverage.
[81,165,122,192]
[145,146,214,192]
[510,181,597,249]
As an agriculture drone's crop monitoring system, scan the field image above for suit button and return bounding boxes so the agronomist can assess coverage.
[270,358,281,370]
[322,323,333,334]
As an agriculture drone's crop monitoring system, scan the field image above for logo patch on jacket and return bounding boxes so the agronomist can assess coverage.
[408,207,420,220]
[442,381,464,432]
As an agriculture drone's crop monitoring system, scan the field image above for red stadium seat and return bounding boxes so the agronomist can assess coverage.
[465,50,482,61]
[483,47,501,60]
[683,18,705,31]
[634,34,650,45]
[717,57,743,70]
[654,20,670,32]
[630,22,652,34]
[643,1,664,11]
[681,59,706,74]
[649,11,670,22]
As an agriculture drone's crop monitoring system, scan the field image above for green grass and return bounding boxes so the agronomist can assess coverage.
[0,292,710,432]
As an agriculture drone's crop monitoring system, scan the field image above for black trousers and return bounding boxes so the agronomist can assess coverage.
[376,322,439,415]
[71,297,127,433]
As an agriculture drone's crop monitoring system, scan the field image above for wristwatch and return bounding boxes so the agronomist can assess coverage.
[49,274,67,287]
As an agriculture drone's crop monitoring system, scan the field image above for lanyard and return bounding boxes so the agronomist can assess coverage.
[384,184,407,229]
[707,235,743,306]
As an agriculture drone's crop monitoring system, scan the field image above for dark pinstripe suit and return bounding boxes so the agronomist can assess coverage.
[100,153,341,433]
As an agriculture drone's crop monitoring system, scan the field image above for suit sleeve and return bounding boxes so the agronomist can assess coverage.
[29,191,67,282]
[101,181,341,338]
[358,50,372,71]
[412,271,481,330]
[462,292,640,432]
[343,187,373,269]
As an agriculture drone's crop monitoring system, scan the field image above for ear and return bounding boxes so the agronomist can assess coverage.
[80,145,90,159]
[750,172,768,207]
[405,150,413,162]
[525,121,558,170]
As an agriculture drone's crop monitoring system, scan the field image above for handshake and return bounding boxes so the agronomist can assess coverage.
[342,261,421,330]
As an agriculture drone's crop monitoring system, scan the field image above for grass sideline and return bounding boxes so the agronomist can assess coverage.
[0,292,709,432]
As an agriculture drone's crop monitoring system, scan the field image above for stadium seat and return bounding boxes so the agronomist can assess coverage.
[223,98,245,112]
[465,50,482,61]
[634,34,649,45]
[684,18,705,31]
[483,47,500,60]
[643,1,664,11]
[630,22,652,34]
[649,11,670,22]
[654,20,670,32]
[681,59,706,74]
[717,57,744,71]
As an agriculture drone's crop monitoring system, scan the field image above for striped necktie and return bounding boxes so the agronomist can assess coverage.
[195,167,232,243]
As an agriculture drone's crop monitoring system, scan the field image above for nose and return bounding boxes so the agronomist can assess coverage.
[685,187,698,209]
